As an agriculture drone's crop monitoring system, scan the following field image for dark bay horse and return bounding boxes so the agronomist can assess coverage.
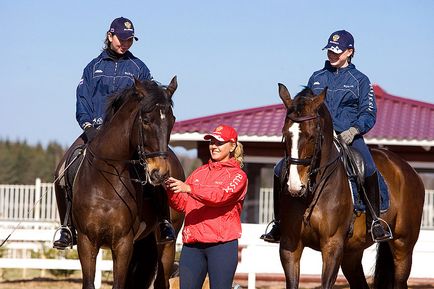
[276,84,425,289]
[56,77,182,289]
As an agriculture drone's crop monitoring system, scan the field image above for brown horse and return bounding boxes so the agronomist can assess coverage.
[55,77,183,289]
[276,84,425,289]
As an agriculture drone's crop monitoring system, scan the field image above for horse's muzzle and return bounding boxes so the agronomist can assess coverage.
[149,169,170,186]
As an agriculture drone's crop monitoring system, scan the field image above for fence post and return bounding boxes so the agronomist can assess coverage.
[245,244,256,289]
[95,250,103,289]
[34,178,41,221]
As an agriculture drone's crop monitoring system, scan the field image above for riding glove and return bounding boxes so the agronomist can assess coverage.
[84,126,97,143]
[340,127,359,144]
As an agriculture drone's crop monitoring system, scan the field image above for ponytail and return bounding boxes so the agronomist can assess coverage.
[233,141,244,168]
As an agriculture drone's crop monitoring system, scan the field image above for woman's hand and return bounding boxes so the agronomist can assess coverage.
[164,177,191,194]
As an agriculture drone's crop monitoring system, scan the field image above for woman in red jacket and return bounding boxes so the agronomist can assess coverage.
[164,124,248,289]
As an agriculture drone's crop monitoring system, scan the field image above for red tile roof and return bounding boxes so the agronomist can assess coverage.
[171,85,434,146]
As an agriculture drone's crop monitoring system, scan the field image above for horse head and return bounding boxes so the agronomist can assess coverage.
[278,83,329,197]
[132,76,177,185]
[98,76,178,186]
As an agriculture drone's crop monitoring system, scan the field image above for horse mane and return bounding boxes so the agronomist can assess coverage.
[104,80,173,123]
[288,86,317,114]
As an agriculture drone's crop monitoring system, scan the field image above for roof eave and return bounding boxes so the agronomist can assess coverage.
[170,133,433,150]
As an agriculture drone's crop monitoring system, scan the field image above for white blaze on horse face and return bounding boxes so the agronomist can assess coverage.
[160,109,166,120]
[287,123,304,192]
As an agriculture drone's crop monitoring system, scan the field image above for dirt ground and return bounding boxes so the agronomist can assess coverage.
[0,272,433,289]
[1,277,434,289]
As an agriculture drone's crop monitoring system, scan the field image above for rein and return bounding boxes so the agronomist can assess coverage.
[83,111,169,186]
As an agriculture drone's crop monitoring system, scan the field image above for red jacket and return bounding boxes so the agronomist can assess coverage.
[167,158,248,244]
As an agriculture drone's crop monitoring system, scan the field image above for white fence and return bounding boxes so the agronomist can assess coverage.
[259,187,434,229]
[1,179,434,229]
[1,179,434,289]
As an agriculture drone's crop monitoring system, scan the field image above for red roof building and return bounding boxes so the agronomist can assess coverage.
[169,85,434,224]
[171,84,434,162]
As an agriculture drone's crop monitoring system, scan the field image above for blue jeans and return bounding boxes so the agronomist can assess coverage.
[179,239,238,289]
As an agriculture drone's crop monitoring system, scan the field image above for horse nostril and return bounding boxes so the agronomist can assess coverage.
[150,169,169,185]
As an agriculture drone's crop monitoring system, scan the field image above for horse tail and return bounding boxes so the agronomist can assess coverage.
[373,242,395,289]
[125,234,159,289]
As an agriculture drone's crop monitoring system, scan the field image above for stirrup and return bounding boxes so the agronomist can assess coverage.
[53,225,74,250]
[158,220,176,245]
[260,220,280,243]
[370,218,393,243]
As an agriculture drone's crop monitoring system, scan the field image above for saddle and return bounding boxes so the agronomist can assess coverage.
[334,137,365,189]
[58,145,86,197]
[335,137,390,213]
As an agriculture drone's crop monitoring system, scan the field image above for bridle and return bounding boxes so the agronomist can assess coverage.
[85,102,172,185]
[284,112,322,170]
[283,107,342,215]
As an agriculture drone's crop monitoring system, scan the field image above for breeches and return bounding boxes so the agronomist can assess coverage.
[350,136,377,177]
[179,239,238,289]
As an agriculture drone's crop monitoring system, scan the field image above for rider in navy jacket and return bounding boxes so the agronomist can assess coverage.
[76,49,152,129]
[54,17,175,250]
[307,61,376,135]
[261,30,392,244]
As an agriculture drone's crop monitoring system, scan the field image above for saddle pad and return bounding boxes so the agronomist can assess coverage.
[349,172,390,213]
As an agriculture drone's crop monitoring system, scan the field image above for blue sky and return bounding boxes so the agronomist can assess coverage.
[1,0,433,147]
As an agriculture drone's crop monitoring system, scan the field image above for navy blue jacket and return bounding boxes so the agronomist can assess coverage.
[75,50,152,129]
[307,61,376,134]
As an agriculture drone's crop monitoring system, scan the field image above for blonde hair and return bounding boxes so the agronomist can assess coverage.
[232,141,244,168]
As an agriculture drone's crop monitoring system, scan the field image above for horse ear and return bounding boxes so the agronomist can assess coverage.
[312,87,327,109]
[278,83,292,108]
[134,78,146,95]
[166,76,178,98]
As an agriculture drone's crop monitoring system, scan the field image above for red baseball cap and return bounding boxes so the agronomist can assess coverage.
[204,124,238,143]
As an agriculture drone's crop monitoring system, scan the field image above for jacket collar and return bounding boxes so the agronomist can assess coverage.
[101,49,133,60]
[324,60,356,73]
[207,158,239,169]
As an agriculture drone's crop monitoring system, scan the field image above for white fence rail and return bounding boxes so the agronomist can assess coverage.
[1,179,434,229]
[1,179,434,288]
[259,187,434,229]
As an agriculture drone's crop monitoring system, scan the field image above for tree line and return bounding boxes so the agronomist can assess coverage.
[0,140,202,185]
[0,140,65,184]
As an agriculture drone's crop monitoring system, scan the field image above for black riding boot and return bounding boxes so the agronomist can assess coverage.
[260,174,281,243]
[154,187,176,244]
[365,172,392,242]
[53,184,77,250]
[158,219,176,244]
[53,225,77,250]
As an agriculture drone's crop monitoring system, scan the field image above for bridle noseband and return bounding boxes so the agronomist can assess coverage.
[285,112,322,167]
[136,113,169,167]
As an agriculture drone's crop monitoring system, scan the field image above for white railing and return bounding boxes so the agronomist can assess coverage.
[0,180,433,288]
[259,187,434,229]
[258,187,274,224]
[1,180,433,229]
[0,178,58,229]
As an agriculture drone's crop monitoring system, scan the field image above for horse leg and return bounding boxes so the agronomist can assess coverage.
[391,240,413,289]
[279,243,304,289]
[320,239,345,289]
[77,234,99,289]
[112,236,134,289]
[341,249,369,289]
